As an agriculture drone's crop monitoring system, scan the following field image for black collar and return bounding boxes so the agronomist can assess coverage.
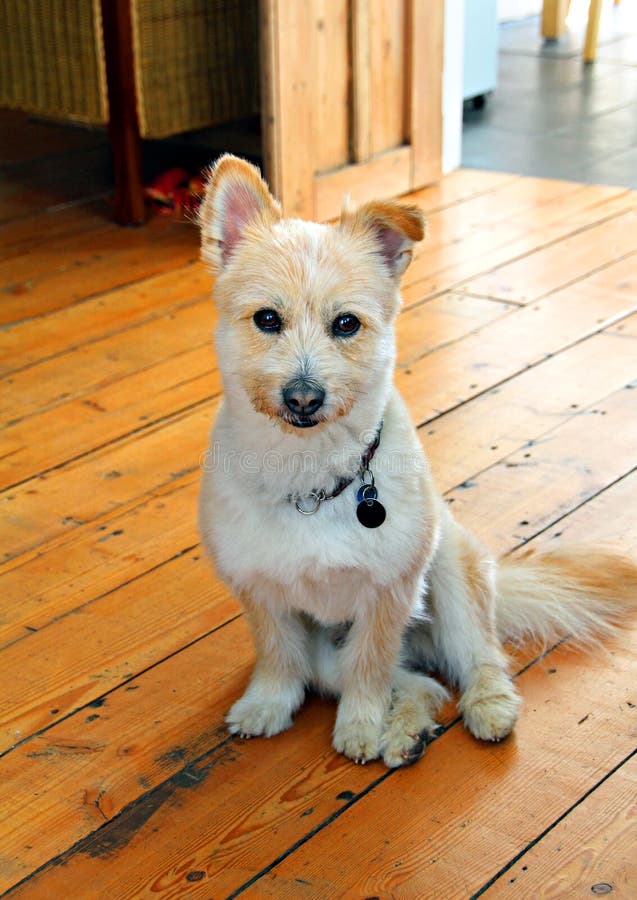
[290,422,383,515]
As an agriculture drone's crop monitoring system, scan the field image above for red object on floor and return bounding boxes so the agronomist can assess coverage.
[144,167,206,215]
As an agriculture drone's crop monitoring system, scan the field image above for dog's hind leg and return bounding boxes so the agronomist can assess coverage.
[425,512,521,742]
[310,625,449,768]
[381,666,450,767]
[226,588,312,738]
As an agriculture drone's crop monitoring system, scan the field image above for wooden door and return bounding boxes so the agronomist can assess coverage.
[261,0,444,220]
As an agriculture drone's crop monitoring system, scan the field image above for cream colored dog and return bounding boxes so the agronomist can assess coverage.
[198,155,636,767]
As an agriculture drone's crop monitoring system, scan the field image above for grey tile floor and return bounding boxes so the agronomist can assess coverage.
[462,8,637,187]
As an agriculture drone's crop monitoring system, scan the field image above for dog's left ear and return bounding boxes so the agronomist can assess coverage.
[340,199,425,280]
[199,154,282,273]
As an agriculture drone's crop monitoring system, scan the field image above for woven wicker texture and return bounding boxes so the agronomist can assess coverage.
[133,0,259,138]
[0,0,108,124]
[0,0,259,138]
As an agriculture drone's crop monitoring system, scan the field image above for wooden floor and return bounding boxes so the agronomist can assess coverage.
[1,119,636,898]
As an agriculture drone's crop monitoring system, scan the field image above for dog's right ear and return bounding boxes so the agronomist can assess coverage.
[199,155,282,273]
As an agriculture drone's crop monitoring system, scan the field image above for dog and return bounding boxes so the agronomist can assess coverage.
[197,154,637,767]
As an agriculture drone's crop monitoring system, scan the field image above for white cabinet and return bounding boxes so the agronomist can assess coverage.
[463,0,499,101]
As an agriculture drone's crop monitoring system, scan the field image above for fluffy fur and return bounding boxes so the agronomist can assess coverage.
[198,155,637,768]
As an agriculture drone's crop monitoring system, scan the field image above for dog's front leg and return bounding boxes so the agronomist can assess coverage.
[227,591,311,739]
[332,583,414,764]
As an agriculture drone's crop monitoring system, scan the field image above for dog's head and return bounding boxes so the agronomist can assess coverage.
[199,155,424,432]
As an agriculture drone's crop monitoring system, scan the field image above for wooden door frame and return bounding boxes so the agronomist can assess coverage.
[260,0,315,217]
[260,0,444,220]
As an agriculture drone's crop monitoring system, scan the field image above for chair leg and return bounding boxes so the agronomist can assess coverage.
[541,0,569,39]
[584,0,603,63]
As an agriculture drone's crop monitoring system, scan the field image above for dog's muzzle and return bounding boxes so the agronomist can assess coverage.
[281,379,325,427]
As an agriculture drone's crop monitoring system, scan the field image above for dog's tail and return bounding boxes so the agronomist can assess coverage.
[494,546,637,648]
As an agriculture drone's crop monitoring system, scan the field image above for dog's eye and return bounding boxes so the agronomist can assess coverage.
[332,313,361,338]
[253,308,282,333]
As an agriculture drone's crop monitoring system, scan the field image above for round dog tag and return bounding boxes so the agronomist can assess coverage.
[356,498,386,528]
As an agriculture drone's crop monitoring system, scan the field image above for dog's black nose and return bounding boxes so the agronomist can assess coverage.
[282,381,325,417]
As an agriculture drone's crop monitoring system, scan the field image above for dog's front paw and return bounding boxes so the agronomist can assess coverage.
[226,684,301,738]
[459,669,521,742]
[333,716,383,764]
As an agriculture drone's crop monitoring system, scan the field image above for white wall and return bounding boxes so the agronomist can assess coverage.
[497,1,541,22]
[442,0,465,173]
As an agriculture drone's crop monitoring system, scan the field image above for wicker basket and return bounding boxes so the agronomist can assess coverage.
[0,0,108,125]
[133,0,259,138]
[0,0,259,137]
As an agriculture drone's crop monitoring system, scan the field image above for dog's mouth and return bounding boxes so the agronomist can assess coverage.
[281,412,322,429]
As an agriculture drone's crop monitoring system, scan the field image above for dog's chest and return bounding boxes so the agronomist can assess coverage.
[202,464,434,623]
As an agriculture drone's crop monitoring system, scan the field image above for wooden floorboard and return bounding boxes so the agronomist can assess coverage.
[0,114,635,899]
[0,261,210,377]
[401,188,633,308]
[485,754,637,898]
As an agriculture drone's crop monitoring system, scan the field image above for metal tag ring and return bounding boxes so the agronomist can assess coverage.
[360,468,375,488]
[295,490,325,515]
